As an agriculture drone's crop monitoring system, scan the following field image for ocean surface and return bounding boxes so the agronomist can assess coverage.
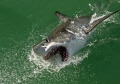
[0,0,120,84]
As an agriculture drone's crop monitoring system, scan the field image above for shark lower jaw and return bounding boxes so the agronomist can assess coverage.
[44,46,69,62]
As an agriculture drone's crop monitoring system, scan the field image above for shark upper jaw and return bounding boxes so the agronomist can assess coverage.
[44,46,68,62]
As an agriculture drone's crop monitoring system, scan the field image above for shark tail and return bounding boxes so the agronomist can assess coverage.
[84,9,120,34]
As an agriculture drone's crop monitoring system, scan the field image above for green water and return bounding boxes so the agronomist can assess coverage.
[0,0,120,84]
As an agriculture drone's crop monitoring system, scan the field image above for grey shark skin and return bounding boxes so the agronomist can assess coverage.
[33,10,120,62]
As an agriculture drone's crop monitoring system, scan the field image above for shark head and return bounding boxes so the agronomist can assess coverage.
[33,38,69,62]
[33,11,73,62]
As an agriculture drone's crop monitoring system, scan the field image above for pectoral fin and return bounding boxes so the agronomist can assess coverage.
[84,10,120,34]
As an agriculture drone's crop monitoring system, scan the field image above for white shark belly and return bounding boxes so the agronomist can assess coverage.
[66,37,87,57]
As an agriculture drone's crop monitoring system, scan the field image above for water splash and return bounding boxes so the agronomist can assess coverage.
[28,49,90,73]
[89,0,110,13]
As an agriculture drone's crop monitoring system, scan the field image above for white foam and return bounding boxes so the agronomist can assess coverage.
[28,49,90,73]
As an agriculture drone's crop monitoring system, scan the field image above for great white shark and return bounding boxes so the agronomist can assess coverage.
[33,10,120,62]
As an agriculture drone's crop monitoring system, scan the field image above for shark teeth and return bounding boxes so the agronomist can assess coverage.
[44,46,68,62]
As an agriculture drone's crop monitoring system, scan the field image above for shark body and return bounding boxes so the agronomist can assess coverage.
[33,10,120,62]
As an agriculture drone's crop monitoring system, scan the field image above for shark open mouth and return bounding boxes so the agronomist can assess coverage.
[44,46,68,62]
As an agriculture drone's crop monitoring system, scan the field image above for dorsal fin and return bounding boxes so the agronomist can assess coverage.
[84,9,120,34]
[55,11,72,22]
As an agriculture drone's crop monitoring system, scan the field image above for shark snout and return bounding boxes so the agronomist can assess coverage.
[33,44,46,56]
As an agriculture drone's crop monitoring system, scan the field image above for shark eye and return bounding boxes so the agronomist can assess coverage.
[45,39,49,42]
